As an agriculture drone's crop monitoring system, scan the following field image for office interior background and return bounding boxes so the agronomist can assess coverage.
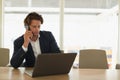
[0,0,120,68]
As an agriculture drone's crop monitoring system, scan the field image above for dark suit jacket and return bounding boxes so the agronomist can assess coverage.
[10,31,60,68]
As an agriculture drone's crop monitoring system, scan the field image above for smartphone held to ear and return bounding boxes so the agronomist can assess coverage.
[25,26,34,37]
[25,25,30,30]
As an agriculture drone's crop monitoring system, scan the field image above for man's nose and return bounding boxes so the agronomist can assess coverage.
[35,27,39,31]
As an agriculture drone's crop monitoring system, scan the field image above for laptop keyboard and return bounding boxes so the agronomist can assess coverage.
[25,69,33,76]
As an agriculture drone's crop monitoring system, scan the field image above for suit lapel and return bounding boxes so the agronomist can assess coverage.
[28,43,35,56]
[39,36,44,53]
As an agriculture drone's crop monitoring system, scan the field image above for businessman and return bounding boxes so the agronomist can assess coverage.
[10,12,60,68]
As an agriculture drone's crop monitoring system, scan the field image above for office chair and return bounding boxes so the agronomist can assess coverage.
[79,49,108,69]
[116,64,120,69]
[0,48,9,66]
[60,50,64,53]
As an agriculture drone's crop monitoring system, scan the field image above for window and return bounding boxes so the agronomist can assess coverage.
[4,0,118,68]
[64,0,118,68]
[4,0,60,59]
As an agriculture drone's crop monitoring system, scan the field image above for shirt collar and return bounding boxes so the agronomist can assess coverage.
[38,34,40,38]
[30,34,40,42]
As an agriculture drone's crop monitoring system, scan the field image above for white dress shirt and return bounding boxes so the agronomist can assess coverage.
[22,34,41,58]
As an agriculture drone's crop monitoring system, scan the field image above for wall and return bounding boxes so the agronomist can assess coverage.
[118,0,120,63]
[0,0,3,47]
[6,0,117,9]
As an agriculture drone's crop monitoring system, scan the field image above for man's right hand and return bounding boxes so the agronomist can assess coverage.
[23,30,33,48]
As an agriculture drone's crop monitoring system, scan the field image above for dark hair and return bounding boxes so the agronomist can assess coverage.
[24,12,44,26]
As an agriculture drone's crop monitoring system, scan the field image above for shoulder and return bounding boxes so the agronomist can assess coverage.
[40,31,52,35]
[14,35,24,45]
[40,31,53,37]
[40,31,55,41]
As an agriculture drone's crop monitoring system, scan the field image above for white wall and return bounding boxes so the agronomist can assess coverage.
[117,0,120,63]
[0,0,3,47]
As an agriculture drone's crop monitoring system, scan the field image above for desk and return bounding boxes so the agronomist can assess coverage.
[0,67,120,80]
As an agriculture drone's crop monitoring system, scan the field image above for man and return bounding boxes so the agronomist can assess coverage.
[10,12,60,68]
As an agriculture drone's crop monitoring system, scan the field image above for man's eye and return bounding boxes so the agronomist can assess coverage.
[32,26,36,28]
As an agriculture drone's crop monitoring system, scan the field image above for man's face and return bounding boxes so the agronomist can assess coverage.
[29,20,41,36]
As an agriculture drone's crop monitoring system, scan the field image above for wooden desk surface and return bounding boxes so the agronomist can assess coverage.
[0,67,120,80]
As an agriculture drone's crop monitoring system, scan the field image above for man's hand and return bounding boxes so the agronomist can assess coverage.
[23,30,33,48]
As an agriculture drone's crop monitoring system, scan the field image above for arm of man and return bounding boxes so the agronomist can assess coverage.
[10,37,26,68]
[10,30,32,68]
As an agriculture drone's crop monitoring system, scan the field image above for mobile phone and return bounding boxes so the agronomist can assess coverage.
[25,25,30,30]
[25,25,34,38]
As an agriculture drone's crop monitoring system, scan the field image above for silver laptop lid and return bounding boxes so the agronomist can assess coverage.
[31,53,77,77]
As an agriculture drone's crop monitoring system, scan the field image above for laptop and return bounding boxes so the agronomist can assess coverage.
[25,53,77,77]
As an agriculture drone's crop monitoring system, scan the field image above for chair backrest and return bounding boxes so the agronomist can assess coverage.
[60,50,64,53]
[116,64,120,69]
[79,49,108,69]
[0,48,9,66]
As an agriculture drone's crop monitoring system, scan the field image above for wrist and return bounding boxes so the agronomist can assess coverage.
[23,42,29,48]
[22,45,28,52]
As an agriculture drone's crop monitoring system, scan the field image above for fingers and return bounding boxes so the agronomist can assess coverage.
[24,30,33,43]
[25,30,33,38]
